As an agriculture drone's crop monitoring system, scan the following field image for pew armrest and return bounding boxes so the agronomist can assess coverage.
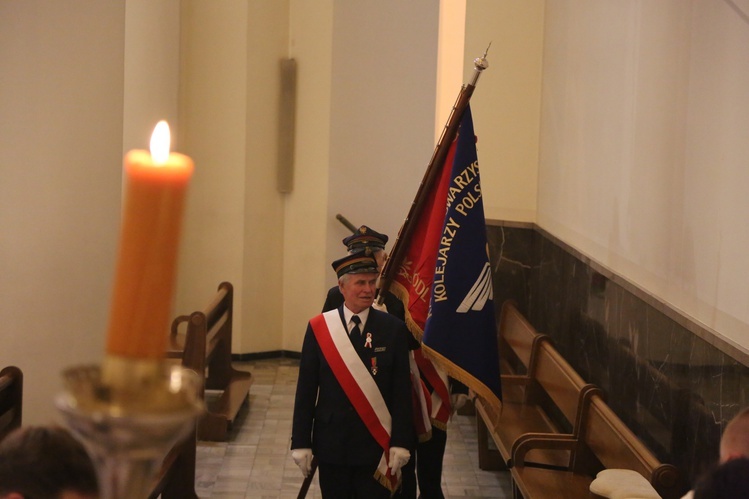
[167,315,191,356]
[512,432,578,467]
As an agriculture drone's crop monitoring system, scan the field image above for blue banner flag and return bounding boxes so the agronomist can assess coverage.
[422,105,502,408]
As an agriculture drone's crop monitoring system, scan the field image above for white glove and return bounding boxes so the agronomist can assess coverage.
[451,393,470,412]
[372,301,389,313]
[292,448,313,477]
[388,446,410,475]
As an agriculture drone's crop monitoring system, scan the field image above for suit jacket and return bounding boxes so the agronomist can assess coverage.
[291,306,414,466]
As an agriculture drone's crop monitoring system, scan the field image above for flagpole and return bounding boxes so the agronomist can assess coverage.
[297,458,318,499]
[335,213,358,233]
[377,48,489,304]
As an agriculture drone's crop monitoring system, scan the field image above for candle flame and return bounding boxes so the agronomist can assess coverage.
[150,120,171,164]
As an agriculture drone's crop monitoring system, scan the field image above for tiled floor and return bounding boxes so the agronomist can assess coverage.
[195,357,512,498]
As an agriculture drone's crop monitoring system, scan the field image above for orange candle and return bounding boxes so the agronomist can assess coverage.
[105,121,194,360]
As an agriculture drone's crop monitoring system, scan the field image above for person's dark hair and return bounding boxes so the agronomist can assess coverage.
[0,425,98,498]
[693,457,749,499]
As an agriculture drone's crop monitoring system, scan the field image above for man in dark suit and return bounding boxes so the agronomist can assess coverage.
[321,224,466,498]
[292,253,414,498]
[320,225,419,498]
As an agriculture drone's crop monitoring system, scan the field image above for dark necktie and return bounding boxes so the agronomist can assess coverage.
[351,315,362,337]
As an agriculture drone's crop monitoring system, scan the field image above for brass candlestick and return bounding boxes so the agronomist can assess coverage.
[56,360,204,499]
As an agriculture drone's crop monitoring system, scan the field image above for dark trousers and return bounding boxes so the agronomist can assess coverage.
[395,455,417,498]
[318,461,391,499]
[416,427,447,499]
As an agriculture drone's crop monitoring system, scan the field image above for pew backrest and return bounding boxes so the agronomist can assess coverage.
[511,390,681,499]
[574,395,679,488]
[477,301,600,471]
[500,301,591,432]
[168,281,252,442]
[576,393,680,497]
[150,282,246,498]
[533,340,593,433]
[170,281,234,388]
[499,301,546,375]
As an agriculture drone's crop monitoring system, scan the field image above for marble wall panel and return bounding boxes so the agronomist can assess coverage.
[486,222,749,487]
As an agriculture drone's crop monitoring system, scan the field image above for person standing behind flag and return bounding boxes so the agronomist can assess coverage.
[322,225,406,321]
[292,252,413,498]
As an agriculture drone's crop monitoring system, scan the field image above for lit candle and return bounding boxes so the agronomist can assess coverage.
[105,121,194,360]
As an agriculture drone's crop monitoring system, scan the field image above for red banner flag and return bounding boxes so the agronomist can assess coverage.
[388,106,501,425]
[390,142,457,337]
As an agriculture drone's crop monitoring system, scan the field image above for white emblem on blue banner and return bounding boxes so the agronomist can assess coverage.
[456,262,493,313]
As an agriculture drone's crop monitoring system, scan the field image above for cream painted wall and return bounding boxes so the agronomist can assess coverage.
[123,0,181,153]
[177,1,546,355]
[436,0,466,143]
[0,1,126,425]
[281,0,334,352]
[464,0,545,223]
[175,1,253,348]
[175,1,291,354]
[537,1,749,355]
[283,0,445,352]
[324,0,441,285]
[241,2,289,354]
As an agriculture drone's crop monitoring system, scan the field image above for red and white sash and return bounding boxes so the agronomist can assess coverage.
[413,348,452,429]
[310,310,399,493]
[410,350,433,441]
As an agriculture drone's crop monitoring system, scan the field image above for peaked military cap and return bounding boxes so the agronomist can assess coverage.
[332,253,379,278]
[342,225,389,252]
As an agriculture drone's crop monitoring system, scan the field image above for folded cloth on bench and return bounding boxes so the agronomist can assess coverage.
[590,469,662,499]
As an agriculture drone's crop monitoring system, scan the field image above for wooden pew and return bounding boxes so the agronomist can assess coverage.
[475,301,599,470]
[511,392,681,499]
[149,314,204,499]
[0,366,22,441]
[476,300,545,469]
[167,281,253,441]
[150,282,253,498]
